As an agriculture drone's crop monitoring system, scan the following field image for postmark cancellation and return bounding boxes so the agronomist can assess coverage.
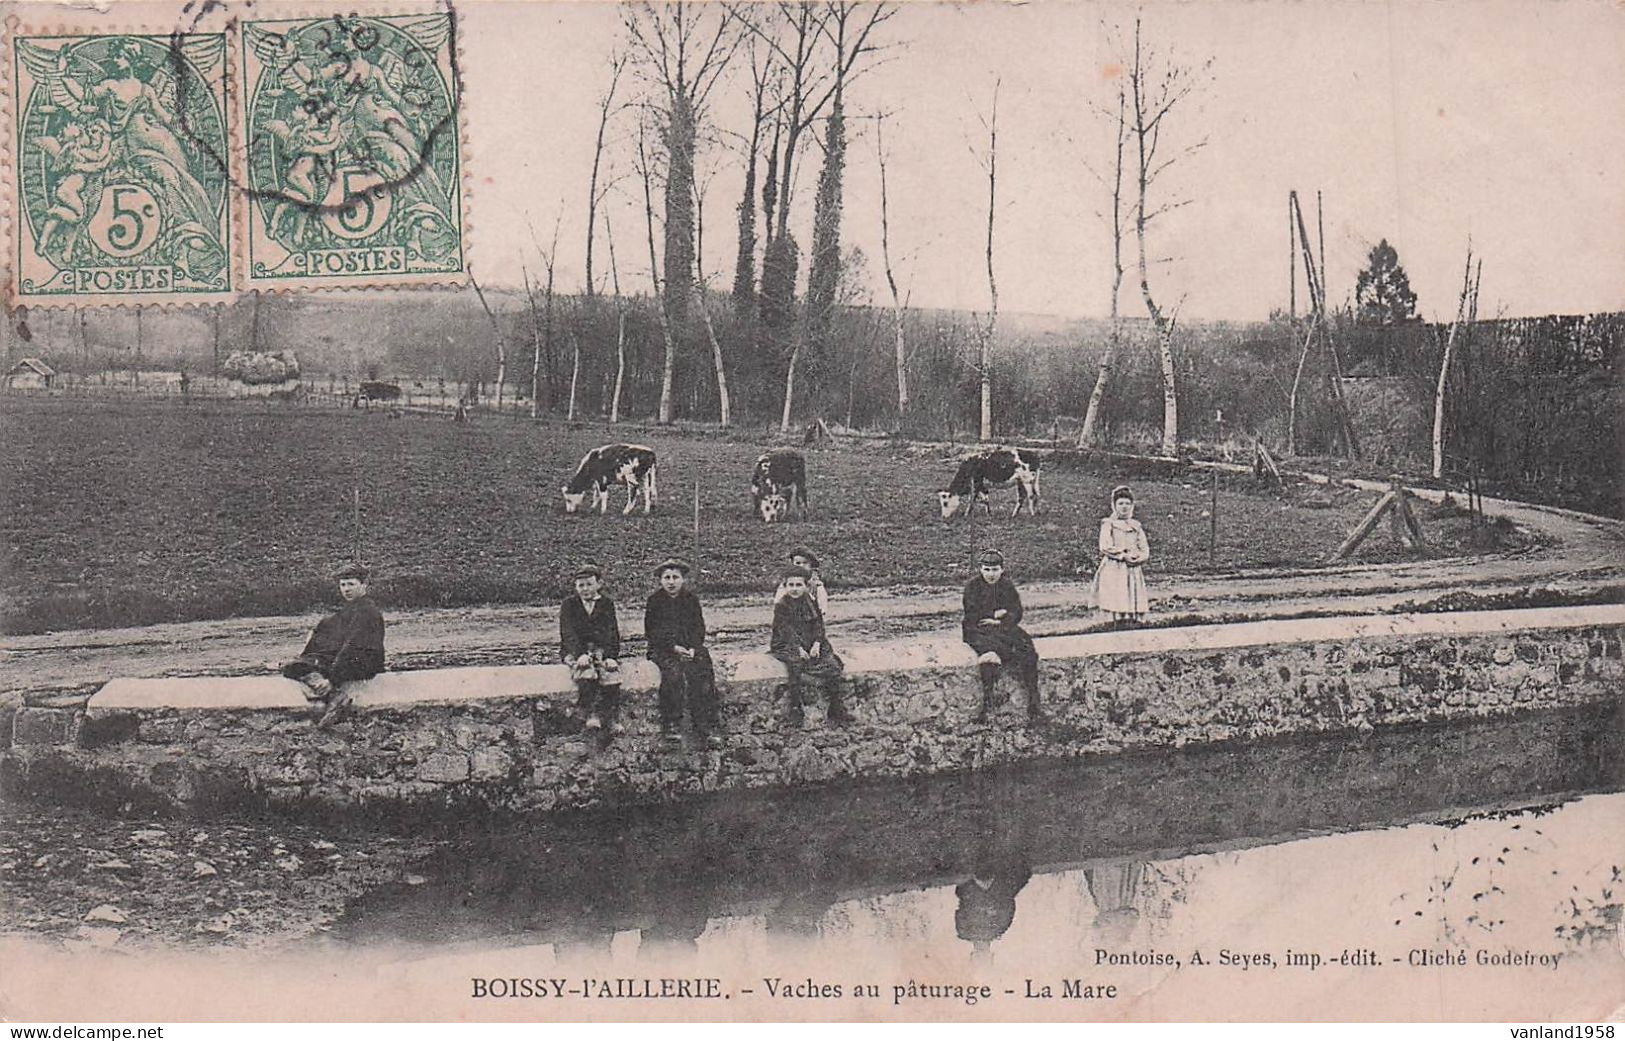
[240,11,465,288]
[3,4,469,305]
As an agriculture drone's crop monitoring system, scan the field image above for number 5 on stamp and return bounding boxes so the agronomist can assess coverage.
[240,12,467,288]
[10,32,233,302]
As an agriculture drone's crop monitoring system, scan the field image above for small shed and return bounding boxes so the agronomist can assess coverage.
[4,358,56,390]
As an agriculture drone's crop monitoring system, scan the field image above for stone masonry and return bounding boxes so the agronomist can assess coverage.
[2,606,1621,818]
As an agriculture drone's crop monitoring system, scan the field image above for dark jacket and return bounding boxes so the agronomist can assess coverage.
[644,588,706,658]
[301,596,386,683]
[770,593,827,662]
[962,575,1024,644]
[954,864,1034,944]
[560,595,621,660]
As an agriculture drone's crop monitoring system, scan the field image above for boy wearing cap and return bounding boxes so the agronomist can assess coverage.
[560,563,623,737]
[962,549,1043,722]
[281,563,386,723]
[773,546,830,617]
[644,558,719,744]
[771,564,852,725]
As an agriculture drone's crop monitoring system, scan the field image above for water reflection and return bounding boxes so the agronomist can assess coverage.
[331,704,1624,964]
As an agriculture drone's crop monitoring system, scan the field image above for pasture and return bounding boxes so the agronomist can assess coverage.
[0,398,1522,634]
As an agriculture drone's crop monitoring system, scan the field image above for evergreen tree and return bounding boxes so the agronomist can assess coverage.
[1355,239,1419,325]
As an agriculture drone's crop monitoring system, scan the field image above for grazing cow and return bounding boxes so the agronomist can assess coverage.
[563,443,658,515]
[751,448,809,522]
[937,447,1042,519]
[353,381,402,409]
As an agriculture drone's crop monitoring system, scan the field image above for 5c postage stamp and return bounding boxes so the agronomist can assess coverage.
[3,4,468,305]
[240,11,465,288]
[10,30,233,301]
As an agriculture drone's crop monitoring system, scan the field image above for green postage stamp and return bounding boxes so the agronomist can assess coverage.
[11,31,233,300]
[241,12,464,287]
[5,6,468,303]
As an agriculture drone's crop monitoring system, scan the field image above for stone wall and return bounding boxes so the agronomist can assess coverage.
[3,606,1622,819]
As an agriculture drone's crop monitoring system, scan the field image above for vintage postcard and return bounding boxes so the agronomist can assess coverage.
[0,0,1622,1027]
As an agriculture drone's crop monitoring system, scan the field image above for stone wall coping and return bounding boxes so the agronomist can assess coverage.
[86,603,1625,714]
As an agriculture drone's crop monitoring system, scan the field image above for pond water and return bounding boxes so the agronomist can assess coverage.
[318,705,1625,1020]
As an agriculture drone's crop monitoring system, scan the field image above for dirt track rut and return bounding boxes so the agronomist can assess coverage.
[3,487,1621,696]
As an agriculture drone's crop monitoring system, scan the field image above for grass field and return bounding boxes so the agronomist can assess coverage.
[0,398,1525,634]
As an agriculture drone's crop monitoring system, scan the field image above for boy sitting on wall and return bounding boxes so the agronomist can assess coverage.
[961,548,1043,723]
[770,564,853,726]
[644,558,720,746]
[281,562,386,726]
[560,562,623,742]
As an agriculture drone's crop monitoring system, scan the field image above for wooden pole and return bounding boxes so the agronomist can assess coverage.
[1288,193,1296,321]
[1208,469,1218,568]
[1329,490,1397,562]
[352,486,363,563]
[1316,189,1327,300]
[692,476,701,588]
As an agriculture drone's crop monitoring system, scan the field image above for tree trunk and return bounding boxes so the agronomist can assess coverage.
[1078,317,1119,448]
[733,77,765,316]
[875,119,907,420]
[1078,92,1127,449]
[806,93,846,346]
[979,82,999,443]
[780,338,801,433]
[662,95,696,329]
[605,214,627,423]
[567,327,581,421]
[1135,188,1176,457]
[698,291,731,427]
[585,58,622,300]
[469,271,508,412]
[523,265,543,418]
[640,132,678,423]
[1131,22,1179,458]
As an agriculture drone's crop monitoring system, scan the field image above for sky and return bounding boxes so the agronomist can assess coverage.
[460,1,1623,322]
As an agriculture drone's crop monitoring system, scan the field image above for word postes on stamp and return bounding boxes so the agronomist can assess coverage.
[241,12,465,288]
[12,31,233,301]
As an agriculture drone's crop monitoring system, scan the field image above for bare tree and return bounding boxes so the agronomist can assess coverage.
[526,216,565,420]
[805,2,897,345]
[622,3,743,329]
[522,262,542,414]
[875,113,908,419]
[469,268,507,408]
[584,52,629,303]
[635,123,679,422]
[604,211,629,423]
[693,168,732,426]
[742,4,829,332]
[973,79,1001,442]
[1433,244,1482,478]
[729,18,780,316]
[1078,64,1129,447]
[1125,16,1210,457]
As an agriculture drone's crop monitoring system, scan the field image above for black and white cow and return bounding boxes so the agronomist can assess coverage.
[750,448,809,522]
[562,444,658,515]
[937,447,1042,519]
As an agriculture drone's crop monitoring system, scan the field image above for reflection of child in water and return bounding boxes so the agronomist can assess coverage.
[955,858,1033,961]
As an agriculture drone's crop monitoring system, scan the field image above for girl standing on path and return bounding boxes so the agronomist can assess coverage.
[1094,486,1151,625]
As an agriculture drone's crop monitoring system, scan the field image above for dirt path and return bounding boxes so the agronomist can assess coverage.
[3,487,1621,697]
